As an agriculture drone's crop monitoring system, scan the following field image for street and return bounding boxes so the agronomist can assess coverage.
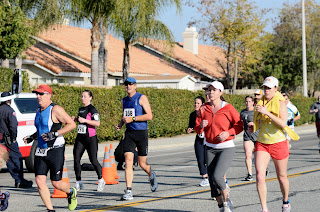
[1,124,320,212]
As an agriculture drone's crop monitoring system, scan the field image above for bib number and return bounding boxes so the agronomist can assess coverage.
[124,108,135,117]
[35,147,50,157]
[78,124,87,134]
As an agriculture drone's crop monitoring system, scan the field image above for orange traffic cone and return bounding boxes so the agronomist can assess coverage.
[109,144,119,179]
[101,146,118,185]
[52,162,69,198]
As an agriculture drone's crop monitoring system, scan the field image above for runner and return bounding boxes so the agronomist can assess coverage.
[309,96,320,149]
[249,76,291,212]
[72,90,104,191]
[195,81,243,212]
[23,84,77,212]
[240,96,258,181]
[254,89,263,105]
[115,77,158,201]
[186,96,208,186]
[282,93,300,148]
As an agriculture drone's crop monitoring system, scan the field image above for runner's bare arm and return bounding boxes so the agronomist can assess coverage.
[137,95,152,121]
[52,105,76,135]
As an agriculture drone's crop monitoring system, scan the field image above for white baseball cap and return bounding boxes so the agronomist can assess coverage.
[262,76,279,88]
[209,81,224,92]
[254,89,263,95]
[202,84,210,90]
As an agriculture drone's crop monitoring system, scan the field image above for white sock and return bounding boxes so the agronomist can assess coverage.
[98,178,104,183]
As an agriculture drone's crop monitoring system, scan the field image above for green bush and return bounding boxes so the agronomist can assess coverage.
[0,66,316,144]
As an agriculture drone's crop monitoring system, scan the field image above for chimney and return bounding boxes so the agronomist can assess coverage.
[182,27,199,55]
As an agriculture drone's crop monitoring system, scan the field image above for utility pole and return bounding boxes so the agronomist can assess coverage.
[302,0,308,96]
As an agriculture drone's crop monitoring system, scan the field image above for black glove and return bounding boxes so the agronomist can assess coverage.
[42,132,58,147]
[26,136,34,144]
[288,119,294,125]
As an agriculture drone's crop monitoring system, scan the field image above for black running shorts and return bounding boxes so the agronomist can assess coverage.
[123,129,148,156]
[34,146,65,181]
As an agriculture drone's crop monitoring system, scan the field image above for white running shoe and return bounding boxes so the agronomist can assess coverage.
[74,181,84,191]
[97,179,105,192]
[223,201,232,212]
[121,189,133,201]
[282,204,291,212]
[149,171,158,192]
[227,198,233,211]
[199,178,209,187]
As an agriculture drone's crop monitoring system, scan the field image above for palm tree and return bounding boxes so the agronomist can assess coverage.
[109,0,181,80]
[69,0,115,85]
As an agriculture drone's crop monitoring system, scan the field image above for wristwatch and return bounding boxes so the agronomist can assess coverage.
[132,117,136,122]
[54,131,60,137]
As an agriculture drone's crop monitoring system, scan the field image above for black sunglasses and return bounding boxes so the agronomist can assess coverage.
[36,92,50,96]
[124,82,134,86]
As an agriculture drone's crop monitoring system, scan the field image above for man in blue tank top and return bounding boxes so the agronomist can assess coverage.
[116,77,158,201]
[23,85,77,212]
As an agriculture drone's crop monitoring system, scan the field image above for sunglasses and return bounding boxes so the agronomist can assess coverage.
[36,92,49,96]
[124,82,134,86]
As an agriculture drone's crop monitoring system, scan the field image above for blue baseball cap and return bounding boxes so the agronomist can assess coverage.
[124,77,136,84]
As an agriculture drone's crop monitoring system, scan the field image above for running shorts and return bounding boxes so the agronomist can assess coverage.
[255,140,289,160]
[123,129,148,156]
[34,146,65,181]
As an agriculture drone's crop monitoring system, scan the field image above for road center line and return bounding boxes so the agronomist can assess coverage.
[80,168,320,212]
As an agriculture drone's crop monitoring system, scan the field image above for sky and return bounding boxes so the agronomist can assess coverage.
[73,0,314,45]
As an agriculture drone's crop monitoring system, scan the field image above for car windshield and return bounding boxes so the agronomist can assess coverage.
[14,98,39,114]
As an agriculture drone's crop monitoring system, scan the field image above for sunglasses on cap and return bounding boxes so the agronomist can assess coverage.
[124,82,134,86]
[254,93,261,96]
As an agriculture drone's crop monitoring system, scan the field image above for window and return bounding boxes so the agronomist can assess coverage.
[14,98,39,114]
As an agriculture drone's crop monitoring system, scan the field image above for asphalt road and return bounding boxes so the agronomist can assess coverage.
[0,124,319,212]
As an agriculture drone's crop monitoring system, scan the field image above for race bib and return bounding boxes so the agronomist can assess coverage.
[35,147,50,157]
[124,108,135,117]
[77,124,87,134]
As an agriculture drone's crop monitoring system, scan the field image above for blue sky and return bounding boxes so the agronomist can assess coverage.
[73,0,311,45]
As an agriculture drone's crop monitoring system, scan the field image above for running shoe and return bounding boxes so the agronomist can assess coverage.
[67,188,77,211]
[97,178,105,192]
[261,209,269,212]
[46,210,56,212]
[245,174,253,181]
[121,189,133,201]
[223,201,232,212]
[282,204,291,212]
[149,171,158,192]
[199,178,209,187]
[0,191,9,211]
[74,181,83,191]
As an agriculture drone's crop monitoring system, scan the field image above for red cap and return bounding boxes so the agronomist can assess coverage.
[32,84,53,95]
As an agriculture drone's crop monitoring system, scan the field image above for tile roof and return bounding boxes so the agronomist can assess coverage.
[24,25,226,79]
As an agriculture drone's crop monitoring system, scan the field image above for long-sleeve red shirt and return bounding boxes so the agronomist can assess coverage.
[195,102,243,144]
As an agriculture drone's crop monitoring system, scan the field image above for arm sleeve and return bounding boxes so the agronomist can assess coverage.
[188,111,196,129]
[227,106,244,136]
[8,110,18,140]
[194,110,204,135]
[310,103,316,110]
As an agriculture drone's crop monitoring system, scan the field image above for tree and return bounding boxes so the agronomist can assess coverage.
[0,5,33,67]
[109,0,181,80]
[259,0,320,95]
[69,0,115,85]
[188,0,267,91]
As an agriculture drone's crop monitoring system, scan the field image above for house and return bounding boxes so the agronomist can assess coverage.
[16,25,227,90]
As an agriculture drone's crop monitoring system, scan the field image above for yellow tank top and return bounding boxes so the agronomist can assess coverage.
[257,121,286,144]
